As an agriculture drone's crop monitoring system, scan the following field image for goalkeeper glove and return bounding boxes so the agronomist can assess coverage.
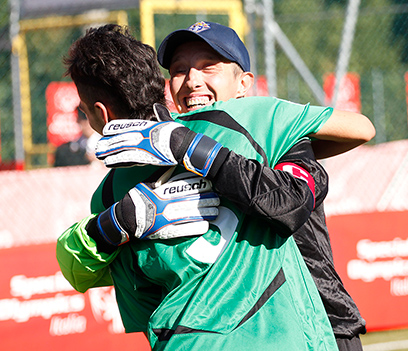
[93,173,219,251]
[95,103,229,177]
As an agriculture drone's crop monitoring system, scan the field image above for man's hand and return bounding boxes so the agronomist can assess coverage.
[95,118,181,168]
[95,104,229,177]
[95,173,220,246]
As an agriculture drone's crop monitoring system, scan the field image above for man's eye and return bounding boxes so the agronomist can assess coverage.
[170,66,187,75]
[201,63,218,71]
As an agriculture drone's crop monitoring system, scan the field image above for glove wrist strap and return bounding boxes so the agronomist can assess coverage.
[183,133,223,177]
[97,204,130,246]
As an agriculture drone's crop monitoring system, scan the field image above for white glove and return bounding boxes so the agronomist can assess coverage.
[95,103,226,177]
[95,118,181,168]
[96,172,220,243]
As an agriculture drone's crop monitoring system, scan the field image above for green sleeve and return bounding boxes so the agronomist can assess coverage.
[56,215,120,293]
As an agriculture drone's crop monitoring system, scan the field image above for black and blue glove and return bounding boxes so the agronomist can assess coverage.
[95,104,229,177]
[93,173,220,249]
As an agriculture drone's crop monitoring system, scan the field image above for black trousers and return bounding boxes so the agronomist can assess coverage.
[336,335,363,351]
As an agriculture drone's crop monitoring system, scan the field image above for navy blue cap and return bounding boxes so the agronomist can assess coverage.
[157,21,250,72]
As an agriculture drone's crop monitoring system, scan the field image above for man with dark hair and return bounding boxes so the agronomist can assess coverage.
[65,25,166,124]
[57,24,371,350]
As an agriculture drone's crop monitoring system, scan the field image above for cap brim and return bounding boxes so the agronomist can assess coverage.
[158,31,199,69]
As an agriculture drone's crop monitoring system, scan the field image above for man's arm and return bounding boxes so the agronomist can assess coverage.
[56,215,117,293]
[57,173,220,292]
[311,109,376,159]
[208,139,326,237]
[56,214,164,333]
[96,118,325,237]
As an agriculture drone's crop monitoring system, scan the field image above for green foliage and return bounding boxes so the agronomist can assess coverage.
[391,0,408,63]
[26,28,81,146]
[253,0,408,144]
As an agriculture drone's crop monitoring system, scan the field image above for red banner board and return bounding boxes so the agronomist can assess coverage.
[327,211,408,332]
[46,82,82,147]
[247,75,269,97]
[0,243,150,350]
[323,72,361,112]
[2,142,408,341]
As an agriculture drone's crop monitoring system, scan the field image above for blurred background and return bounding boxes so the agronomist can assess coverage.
[1,0,408,350]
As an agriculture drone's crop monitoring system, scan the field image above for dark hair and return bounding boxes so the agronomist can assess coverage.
[64,24,166,120]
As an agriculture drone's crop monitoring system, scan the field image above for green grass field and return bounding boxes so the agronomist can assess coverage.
[362,329,408,351]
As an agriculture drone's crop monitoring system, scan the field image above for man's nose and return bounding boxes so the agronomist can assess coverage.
[184,67,203,89]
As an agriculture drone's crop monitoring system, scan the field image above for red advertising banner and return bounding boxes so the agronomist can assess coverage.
[323,72,361,113]
[2,140,408,340]
[0,243,150,351]
[247,75,269,97]
[46,82,81,147]
[327,211,408,332]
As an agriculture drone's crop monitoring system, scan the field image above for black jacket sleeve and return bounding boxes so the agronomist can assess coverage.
[208,139,329,237]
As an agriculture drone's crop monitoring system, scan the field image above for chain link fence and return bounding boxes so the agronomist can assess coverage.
[1,0,408,244]
[1,0,408,168]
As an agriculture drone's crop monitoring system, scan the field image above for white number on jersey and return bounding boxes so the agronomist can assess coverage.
[186,206,238,264]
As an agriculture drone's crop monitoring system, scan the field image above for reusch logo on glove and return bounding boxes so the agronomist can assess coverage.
[163,178,209,195]
[103,119,150,135]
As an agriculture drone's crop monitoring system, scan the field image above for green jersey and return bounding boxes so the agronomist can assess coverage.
[57,97,338,350]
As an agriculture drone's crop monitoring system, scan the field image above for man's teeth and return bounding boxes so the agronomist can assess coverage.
[186,97,210,107]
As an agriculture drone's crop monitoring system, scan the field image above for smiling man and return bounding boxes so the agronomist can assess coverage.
[168,40,253,111]
[159,21,374,160]
[157,21,371,351]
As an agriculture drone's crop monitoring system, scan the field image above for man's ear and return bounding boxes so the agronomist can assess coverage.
[94,102,110,123]
[237,71,255,98]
